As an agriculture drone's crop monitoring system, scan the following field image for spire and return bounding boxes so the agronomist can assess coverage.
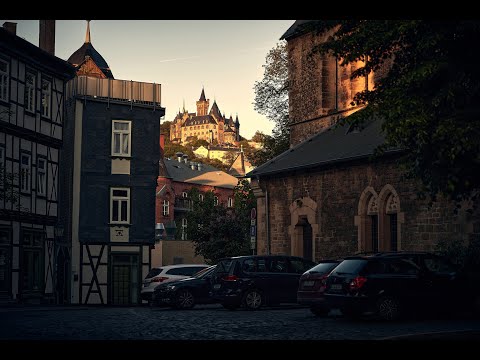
[183,99,185,113]
[199,87,206,101]
[85,20,91,44]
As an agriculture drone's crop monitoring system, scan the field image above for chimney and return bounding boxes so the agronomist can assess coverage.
[183,154,188,164]
[190,162,196,170]
[176,152,183,163]
[2,22,17,35]
[39,20,55,55]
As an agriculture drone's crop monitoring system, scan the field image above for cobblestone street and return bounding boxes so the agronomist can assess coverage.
[1,304,480,341]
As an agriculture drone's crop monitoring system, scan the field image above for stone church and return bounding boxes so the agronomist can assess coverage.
[248,20,480,261]
[170,88,240,146]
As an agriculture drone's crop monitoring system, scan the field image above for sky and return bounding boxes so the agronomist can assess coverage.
[2,20,294,140]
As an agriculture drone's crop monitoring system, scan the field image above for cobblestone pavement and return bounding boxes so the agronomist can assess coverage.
[1,304,480,340]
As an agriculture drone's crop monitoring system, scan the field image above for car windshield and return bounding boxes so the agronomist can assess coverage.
[307,262,340,274]
[193,266,216,278]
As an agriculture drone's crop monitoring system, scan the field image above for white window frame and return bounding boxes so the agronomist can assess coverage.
[198,194,204,202]
[182,191,188,198]
[110,187,130,224]
[20,154,31,193]
[41,79,51,119]
[0,146,5,189]
[162,199,169,216]
[228,197,233,208]
[213,196,219,206]
[111,120,132,157]
[181,218,187,240]
[0,59,9,102]
[25,72,35,113]
[37,158,46,196]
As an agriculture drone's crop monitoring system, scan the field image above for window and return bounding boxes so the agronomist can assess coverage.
[25,72,35,113]
[0,147,4,189]
[22,230,44,292]
[181,218,187,240]
[20,154,31,193]
[111,120,131,157]
[371,214,378,252]
[389,214,397,251]
[198,194,204,202]
[0,59,8,102]
[227,197,233,207]
[41,79,51,119]
[213,196,219,206]
[162,200,169,216]
[182,192,188,198]
[110,188,130,224]
[37,158,46,196]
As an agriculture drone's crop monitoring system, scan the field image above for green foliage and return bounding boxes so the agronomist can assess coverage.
[160,120,171,143]
[191,138,209,148]
[253,42,290,166]
[311,20,480,205]
[186,180,255,264]
[435,237,480,274]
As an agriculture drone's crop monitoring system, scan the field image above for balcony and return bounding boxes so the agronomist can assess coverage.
[174,197,192,212]
[66,75,162,109]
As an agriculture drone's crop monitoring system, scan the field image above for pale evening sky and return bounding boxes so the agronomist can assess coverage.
[2,20,294,140]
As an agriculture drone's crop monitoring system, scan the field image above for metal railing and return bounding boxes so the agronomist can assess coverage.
[66,75,161,109]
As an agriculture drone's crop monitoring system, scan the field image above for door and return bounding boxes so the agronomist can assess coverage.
[111,254,140,305]
[303,222,313,261]
[55,248,70,304]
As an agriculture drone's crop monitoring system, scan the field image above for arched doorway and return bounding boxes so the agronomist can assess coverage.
[288,197,319,261]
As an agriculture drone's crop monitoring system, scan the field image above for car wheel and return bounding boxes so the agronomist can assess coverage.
[310,306,329,317]
[242,289,263,310]
[174,289,195,309]
[222,303,239,310]
[376,296,401,321]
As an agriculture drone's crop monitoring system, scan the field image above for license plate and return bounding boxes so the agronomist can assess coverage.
[213,284,221,290]
[331,284,342,290]
[303,280,315,287]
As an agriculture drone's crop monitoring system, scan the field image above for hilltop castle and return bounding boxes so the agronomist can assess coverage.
[170,88,240,146]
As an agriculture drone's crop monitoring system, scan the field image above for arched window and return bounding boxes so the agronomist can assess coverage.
[162,200,169,216]
[199,194,204,202]
[182,192,188,198]
[227,197,233,207]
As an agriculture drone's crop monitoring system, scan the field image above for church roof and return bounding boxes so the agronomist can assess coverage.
[280,20,324,41]
[67,21,114,79]
[247,118,402,178]
[199,88,206,101]
[185,115,217,126]
[162,158,238,189]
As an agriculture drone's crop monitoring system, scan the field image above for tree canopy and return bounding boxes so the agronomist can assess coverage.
[253,42,290,166]
[311,20,480,205]
[185,179,255,264]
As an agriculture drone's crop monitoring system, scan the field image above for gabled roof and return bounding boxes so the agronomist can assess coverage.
[247,118,401,178]
[228,151,253,178]
[209,101,222,119]
[163,158,238,189]
[280,20,323,41]
[185,115,217,126]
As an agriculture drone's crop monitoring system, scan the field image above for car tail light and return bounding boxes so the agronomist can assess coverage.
[152,277,169,283]
[320,274,329,285]
[222,275,238,281]
[349,276,367,291]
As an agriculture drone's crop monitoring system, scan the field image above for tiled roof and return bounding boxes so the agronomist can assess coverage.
[185,115,217,126]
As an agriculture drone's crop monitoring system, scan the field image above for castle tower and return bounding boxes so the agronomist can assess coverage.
[196,87,210,116]
[235,114,240,142]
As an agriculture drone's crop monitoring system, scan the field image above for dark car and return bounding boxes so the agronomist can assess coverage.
[210,255,317,310]
[324,251,471,321]
[297,259,341,316]
[151,265,217,309]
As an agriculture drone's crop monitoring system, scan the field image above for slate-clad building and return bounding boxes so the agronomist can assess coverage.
[248,21,480,261]
[63,21,164,305]
[0,22,76,303]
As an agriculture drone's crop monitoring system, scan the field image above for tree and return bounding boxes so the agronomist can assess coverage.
[160,120,171,143]
[186,180,255,264]
[253,42,290,166]
[310,20,480,205]
[190,138,209,149]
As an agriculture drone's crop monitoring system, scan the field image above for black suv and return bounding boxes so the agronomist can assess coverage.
[324,251,472,321]
[210,255,317,310]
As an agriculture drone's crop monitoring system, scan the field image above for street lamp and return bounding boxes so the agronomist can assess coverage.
[155,223,165,242]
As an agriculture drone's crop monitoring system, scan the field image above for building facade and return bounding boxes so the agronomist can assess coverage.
[61,22,164,305]
[170,88,240,146]
[0,22,76,303]
[248,21,480,261]
[154,134,238,266]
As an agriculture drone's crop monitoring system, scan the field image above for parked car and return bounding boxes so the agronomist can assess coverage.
[151,265,217,309]
[297,259,341,316]
[324,251,472,321]
[210,255,317,310]
[141,264,209,302]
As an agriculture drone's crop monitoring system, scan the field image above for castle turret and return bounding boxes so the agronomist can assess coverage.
[196,87,210,116]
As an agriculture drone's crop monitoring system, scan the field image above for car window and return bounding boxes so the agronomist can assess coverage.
[386,259,420,275]
[269,258,289,273]
[363,260,387,275]
[216,259,234,274]
[423,257,457,273]
[288,258,312,274]
[242,259,256,272]
[194,266,216,278]
[332,259,368,275]
[307,262,339,274]
[166,266,206,276]
[145,268,163,279]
